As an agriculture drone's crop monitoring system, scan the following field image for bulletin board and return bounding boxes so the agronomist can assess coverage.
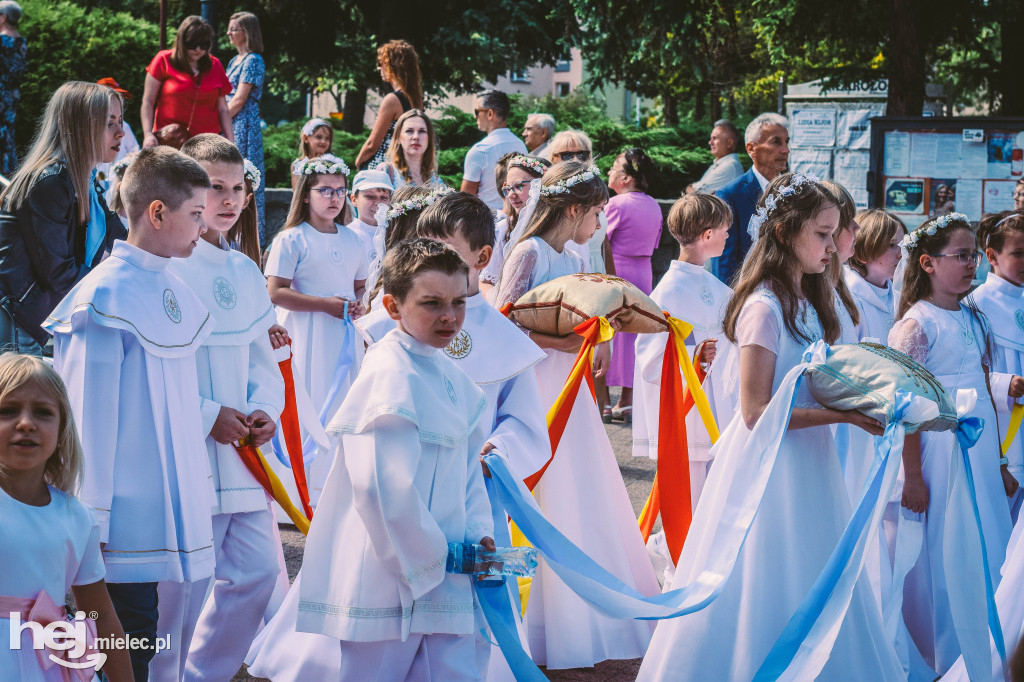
[868,117,1024,228]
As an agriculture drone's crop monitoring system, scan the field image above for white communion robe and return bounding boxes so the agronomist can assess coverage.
[164,238,286,681]
[264,221,368,506]
[296,330,493,681]
[44,240,216,585]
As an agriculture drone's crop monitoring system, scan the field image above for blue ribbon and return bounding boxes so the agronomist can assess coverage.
[80,170,108,279]
[952,416,1007,672]
[272,316,356,467]
[754,390,914,679]
[473,465,547,682]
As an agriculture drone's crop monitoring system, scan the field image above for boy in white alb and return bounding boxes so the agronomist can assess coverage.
[297,239,494,680]
[163,135,285,681]
[247,194,546,681]
[43,147,216,682]
[347,169,394,265]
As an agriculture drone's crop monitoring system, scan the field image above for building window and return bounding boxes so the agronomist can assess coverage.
[556,82,570,97]
[554,60,571,73]
[510,69,530,83]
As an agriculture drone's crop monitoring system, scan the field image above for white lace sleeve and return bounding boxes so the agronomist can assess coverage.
[494,241,540,312]
[888,318,929,364]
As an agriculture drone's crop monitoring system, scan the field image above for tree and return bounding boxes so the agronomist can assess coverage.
[256,0,573,132]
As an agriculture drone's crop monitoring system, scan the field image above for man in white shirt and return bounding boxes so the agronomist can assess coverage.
[686,119,743,195]
[523,113,555,159]
[461,89,527,211]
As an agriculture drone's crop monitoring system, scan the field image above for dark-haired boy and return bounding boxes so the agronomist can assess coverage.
[298,238,494,680]
[43,146,216,682]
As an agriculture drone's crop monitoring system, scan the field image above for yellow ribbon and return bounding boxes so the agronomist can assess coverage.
[255,446,311,535]
[666,316,720,442]
[1002,403,1024,457]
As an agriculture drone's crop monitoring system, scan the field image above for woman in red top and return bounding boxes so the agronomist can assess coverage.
[140,15,233,149]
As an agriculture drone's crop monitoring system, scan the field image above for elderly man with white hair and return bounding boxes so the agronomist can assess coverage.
[709,112,790,284]
[522,112,554,159]
[686,119,743,194]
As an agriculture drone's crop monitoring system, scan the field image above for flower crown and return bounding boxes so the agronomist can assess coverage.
[293,155,350,177]
[540,166,602,196]
[509,155,548,177]
[301,118,330,137]
[243,159,261,192]
[375,185,455,225]
[899,212,971,251]
[749,173,820,234]
[110,153,136,178]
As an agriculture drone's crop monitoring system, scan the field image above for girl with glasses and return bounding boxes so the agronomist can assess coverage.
[889,213,1018,675]
[265,157,368,506]
[141,15,234,150]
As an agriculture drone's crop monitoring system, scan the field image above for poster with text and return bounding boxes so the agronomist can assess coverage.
[790,149,832,180]
[885,178,925,214]
[836,109,881,150]
[835,150,870,206]
[791,109,837,147]
[884,131,911,176]
[984,180,1018,214]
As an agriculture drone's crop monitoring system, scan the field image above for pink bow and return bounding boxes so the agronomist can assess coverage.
[0,591,101,682]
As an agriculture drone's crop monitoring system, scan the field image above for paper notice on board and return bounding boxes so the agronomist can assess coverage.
[791,109,837,147]
[960,139,987,178]
[884,131,911,176]
[836,109,879,149]
[910,134,939,177]
[933,134,962,177]
[955,179,983,219]
[984,180,1018,213]
[835,151,870,206]
[790,149,832,179]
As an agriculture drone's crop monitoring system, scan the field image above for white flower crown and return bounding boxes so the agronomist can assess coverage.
[110,153,136,178]
[374,185,455,225]
[243,159,261,191]
[540,166,602,196]
[292,155,350,177]
[749,173,820,235]
[899,212,971,250]
[509,155,548,176]
[301,118,330,137]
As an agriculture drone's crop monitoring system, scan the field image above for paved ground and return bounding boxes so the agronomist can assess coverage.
[236,393,655,681]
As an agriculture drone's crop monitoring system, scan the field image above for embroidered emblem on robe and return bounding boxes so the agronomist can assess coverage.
[213,277,237,310]
[444,330,473,360]
[163,289,182,323]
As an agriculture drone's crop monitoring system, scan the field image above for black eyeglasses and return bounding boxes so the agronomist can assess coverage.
[557,150,590,162]
[928,250,982,266]
[313,187,348,199]
[501,181,530,197]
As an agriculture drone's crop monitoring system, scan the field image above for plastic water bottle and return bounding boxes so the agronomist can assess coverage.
[446,542,539,578]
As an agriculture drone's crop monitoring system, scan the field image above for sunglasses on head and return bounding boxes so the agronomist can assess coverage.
[557,150,590,162]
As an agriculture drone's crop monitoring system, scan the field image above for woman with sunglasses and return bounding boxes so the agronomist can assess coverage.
[141,15,234,149]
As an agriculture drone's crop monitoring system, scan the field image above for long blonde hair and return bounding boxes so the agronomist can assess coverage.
[1,81,121,224]
[0,354,83,495]
[385,110,437,184]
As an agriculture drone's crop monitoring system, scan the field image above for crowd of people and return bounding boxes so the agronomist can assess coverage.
[3,23,1024,682]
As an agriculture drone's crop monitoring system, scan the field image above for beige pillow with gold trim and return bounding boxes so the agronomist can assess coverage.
[506,273,669,336]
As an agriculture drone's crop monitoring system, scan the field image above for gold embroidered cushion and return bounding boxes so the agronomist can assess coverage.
[507,273,669,337]
[805,342,957,433]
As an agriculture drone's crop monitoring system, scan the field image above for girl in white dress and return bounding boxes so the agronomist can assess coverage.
[888,213,1017,675]
[493,161,660,669]
[639,173,903,681]
[265,156,368,505]
[942,213,1024,681]
[822,181,861,344]
[846,209,907,343]
[0,354,133,681]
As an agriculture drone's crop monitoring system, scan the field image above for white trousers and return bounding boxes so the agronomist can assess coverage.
[338,634,480,682]
[151,578,210,682]
[184,508,279,681]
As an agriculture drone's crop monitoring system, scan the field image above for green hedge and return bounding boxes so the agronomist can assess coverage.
[264,92,745,198]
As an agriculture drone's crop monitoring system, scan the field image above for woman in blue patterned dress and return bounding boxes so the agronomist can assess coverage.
[225,11,267,243]
[0,1,27,177]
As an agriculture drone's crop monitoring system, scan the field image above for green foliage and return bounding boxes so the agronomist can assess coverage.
[15,0,160,152]
[263,92,731,197]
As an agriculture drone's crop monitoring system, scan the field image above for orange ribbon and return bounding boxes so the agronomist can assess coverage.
[235,438,311,534]
[276,347,314,519]
[637,315,718,564]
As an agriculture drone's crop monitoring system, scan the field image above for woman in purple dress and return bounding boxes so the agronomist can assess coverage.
[605,147,662,421]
